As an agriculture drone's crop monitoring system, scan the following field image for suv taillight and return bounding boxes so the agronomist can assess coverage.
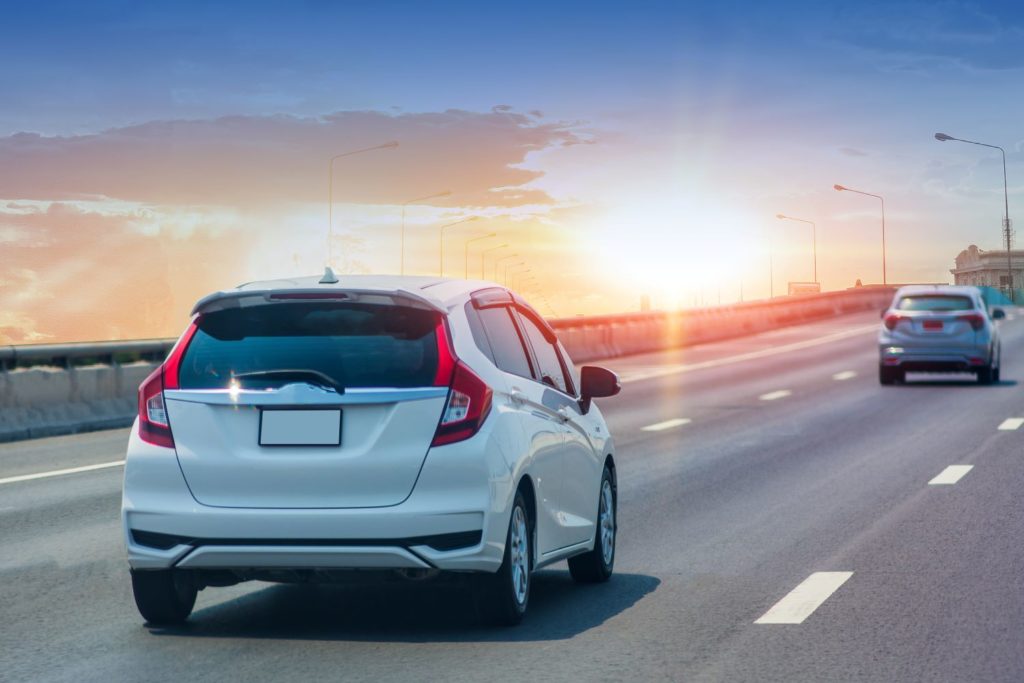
[430,317,492,447]
[958,313,985,331]
[138,323,197,448]
[883,313,904,330]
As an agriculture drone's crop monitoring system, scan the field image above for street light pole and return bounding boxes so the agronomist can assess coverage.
[328,141,398,265]
[505,262,528,282]
[935,132,1014,302]
[505,264,528,287]
[776,214,818,283]
[438,216,479,277]
[464,233,497,278]
[400,190,451,275]
[511,269,533,290]
[480,244,509,279]
[834,184,886,285]
[494,254,519,280]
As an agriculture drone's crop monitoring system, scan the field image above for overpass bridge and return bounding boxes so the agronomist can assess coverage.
[5,287,1023,682]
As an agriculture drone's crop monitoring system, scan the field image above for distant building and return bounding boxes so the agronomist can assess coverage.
[951,244,1024,293]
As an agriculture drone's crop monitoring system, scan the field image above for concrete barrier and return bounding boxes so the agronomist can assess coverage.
[0,288,895,443]
[550,287,895,363]
[0,361,158,442]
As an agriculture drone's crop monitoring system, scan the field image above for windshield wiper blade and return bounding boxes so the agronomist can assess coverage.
[232,369,345,394]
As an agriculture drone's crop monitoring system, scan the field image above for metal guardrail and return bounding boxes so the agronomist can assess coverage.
[0,339,175,370]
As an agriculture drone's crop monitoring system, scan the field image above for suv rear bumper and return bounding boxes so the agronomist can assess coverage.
[879,343,992,372]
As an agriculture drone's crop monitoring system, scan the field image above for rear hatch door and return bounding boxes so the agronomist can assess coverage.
[166,298,449,509]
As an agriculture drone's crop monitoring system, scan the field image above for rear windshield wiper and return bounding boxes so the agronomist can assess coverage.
[231,369,345,394]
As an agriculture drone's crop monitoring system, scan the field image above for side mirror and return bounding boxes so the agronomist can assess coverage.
[579,366,621,414]
[992,307,1006,320]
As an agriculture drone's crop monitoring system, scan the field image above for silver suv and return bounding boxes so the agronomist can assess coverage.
[879,285,1005,385]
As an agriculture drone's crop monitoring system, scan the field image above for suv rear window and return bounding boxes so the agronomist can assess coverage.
[178,302,440,390]
[896,295,974,312]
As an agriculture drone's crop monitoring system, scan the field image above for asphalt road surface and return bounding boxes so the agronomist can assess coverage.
[5,309,1024,682]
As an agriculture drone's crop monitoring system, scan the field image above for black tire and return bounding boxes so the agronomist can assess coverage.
[131,569,197,625]
[568,465,616,584]
[476,491,531,626]
[993,365,1001,382]
[977,365,994,385]
[879,366,898,385]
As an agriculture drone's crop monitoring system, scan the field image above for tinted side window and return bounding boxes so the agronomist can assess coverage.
[516,312,573,395]
[477,306,534,379]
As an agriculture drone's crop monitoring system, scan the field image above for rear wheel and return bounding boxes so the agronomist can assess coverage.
[993,365,1001,382]
[131,569,197,625]
[568,465,616,583]
[476,491,531,626]
[977,365,994,385]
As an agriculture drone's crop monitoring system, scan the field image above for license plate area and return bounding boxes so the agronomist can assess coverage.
[259,409,342,446]
[923,320,944,331]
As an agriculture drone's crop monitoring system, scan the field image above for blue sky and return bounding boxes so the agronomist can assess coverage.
[1,0,1023,340]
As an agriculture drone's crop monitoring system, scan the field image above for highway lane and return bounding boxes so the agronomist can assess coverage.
[4,309,1024,681]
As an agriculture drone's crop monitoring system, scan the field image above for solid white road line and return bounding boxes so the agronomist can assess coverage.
[928,465,973,486]
[619,324,879,385]
[832,370,857,381]
[998,418,1024,431]
[642,418,692,432]
[755,571,854,625]
[759,390,792,401]
[0,460,125,486]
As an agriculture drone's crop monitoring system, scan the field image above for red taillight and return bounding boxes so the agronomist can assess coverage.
[431,362,493,447]
[883,313,904,330]
[432,317,457,387]
[958,313,985,331]
[137,322,197,448]
[430,315,492,446]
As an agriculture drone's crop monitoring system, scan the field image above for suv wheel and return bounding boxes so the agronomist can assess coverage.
[476,491,531,626]
[131,569,197,625]
[879,365,900,385]
[977,365,994,385]
[568,465,616,583]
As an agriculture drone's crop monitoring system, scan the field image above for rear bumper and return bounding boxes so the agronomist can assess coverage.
[122,421,516,574]
[878,343,991,372]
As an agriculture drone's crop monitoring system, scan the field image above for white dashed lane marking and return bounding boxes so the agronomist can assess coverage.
[0,460,125,486]
[928,465,973,486]
[759,390,792,401]
[832,370,857,381]
[642,418,692,432]
[998,418,1024,431]
[755,572,854,625]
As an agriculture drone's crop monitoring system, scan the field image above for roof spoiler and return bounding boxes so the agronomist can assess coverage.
[191,287,448,316]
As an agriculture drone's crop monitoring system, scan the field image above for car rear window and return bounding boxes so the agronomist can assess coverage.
[178,302,440,390]
[896,295,974,312]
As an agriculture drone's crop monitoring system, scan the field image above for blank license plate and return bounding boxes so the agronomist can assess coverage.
[260,409,341,446]
[923,320,944,330]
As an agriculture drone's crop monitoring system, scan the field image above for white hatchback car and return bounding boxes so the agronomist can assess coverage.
[122,271,621,626]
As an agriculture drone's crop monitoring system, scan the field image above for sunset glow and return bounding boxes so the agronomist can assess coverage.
[2,2,1022,342]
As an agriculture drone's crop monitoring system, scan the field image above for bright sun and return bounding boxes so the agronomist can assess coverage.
[586,200,764,307]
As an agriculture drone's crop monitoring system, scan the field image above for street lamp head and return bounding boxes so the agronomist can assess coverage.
[775,214,786,220]
[383,141,400,149]
[833,184,846,192]
[934,133,954,142]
